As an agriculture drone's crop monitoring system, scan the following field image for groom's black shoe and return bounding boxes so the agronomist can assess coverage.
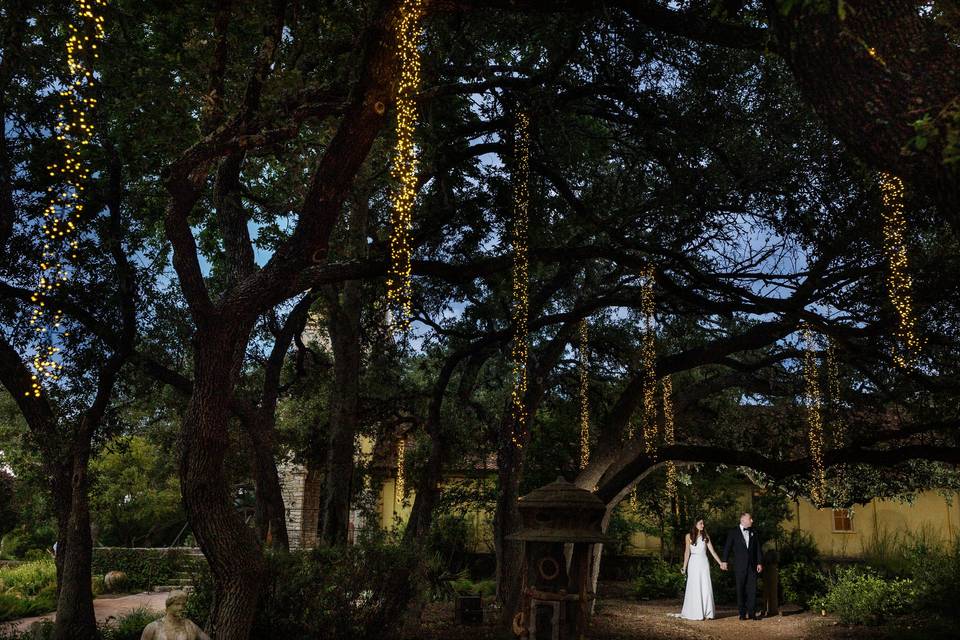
[738,615,746,620]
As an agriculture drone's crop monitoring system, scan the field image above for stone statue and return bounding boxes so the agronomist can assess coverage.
[140,591,210,640]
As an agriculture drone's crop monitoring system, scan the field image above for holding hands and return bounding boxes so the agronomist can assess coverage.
[719,561,728,571]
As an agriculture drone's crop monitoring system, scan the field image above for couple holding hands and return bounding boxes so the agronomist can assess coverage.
[676,512,764,621]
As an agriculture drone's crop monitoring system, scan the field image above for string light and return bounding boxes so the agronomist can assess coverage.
[662,375,677,500]
[385,0,425,332]
[639,264,657,455]
[802,325,826,508]
[826,336,848,506]
[395,437,406,502]
[509,112,531,449]
[28,0,106,397]
[879,173,923,369]
[578,319,590,468]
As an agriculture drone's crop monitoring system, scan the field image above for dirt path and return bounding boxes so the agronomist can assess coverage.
[407,592,838,640]
[592,598,835,640]
[4,591,167,633]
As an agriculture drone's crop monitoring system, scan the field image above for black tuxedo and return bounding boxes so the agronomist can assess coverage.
[722,526,762,618]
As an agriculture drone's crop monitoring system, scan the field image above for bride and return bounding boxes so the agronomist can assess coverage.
[678,518,724,620]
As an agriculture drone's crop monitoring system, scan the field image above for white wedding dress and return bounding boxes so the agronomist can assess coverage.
[679,536,715,620]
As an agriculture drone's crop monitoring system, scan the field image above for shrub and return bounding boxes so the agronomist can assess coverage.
[100,608,162,640]
[779,562,827,609]
[425,515,470,574]
[632,557,684,599]
[449,577,495,597]
[186,542,418,640]
[777,529,819,567]
[0,559,56,597]
[91,548,191,591]
[861,527,913,578]
[813,567,915,625]
[910,537,960,617]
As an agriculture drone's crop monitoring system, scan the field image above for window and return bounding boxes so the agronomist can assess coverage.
[832,508,853,532]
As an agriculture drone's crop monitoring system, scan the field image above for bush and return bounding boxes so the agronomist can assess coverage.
[91,548,191,591]
[100,608,162,640]
[777,529,819,567]
[632,558,685,599]
[425,515,470,573]
[0,559,56,597]
[779,562,827,609]
[449,577,495,597]
[813,567,915,625]
[908,537,960,617]
[186,542,418,640]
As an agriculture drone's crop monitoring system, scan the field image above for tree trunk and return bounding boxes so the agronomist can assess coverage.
[320,197,366,546]
[249,416,290,550]
[181,323,265,639]
[319,285,362,545]
[50,445,98,640]
[494,425,525,626]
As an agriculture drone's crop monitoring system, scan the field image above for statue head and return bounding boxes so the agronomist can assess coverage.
[165,591,189,620]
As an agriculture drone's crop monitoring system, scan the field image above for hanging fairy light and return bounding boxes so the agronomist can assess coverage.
[802,325,826,507]
[385,0,425,332]
[578,318,590,468]
[509,112,531,449]
[826,336,848,506]
[662,375,677,500]
[879,173,922,369]
[395,437,406,502]
[639,264,657,455]
[28,0,107,398]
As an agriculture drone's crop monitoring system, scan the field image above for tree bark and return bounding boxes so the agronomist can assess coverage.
[318,292,362,545]
[50,443,97,640]
[248,414,290,550]
[764,0,960,233]
[319,196,367,546]
[181,322,266,638]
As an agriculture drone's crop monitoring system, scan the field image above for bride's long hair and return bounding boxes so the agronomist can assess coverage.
[689,519,710,544]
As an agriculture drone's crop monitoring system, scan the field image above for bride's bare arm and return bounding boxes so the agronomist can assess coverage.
[707,539,723,565]
[682,534,691,573]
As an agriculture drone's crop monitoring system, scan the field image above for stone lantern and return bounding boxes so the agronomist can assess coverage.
[507,477,609,640]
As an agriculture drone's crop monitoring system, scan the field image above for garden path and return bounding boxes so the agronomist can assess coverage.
[4,591,167,633]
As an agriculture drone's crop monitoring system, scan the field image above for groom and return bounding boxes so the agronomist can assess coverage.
[720,512,763,620]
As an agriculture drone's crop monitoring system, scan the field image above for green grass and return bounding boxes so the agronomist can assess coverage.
[0,560,58,623]
[0,559,56,598]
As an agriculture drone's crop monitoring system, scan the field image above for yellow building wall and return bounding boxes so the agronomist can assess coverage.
[376,476,495,553]
[620,488,960,558]
[787,491,960,557]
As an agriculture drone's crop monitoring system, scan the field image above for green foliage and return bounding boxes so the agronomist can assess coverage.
[89,436,184,547]
[0,559,56,597]
[425,515,469,573]
[777,529,820,566]
[187,543,417,640]
[99,608,162,640]
[0,559,57,622]
[449,577,495,597]
[631,557,685,599]
[779,562,827,609]
[91,548,192,592]
[813,567,915,625]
